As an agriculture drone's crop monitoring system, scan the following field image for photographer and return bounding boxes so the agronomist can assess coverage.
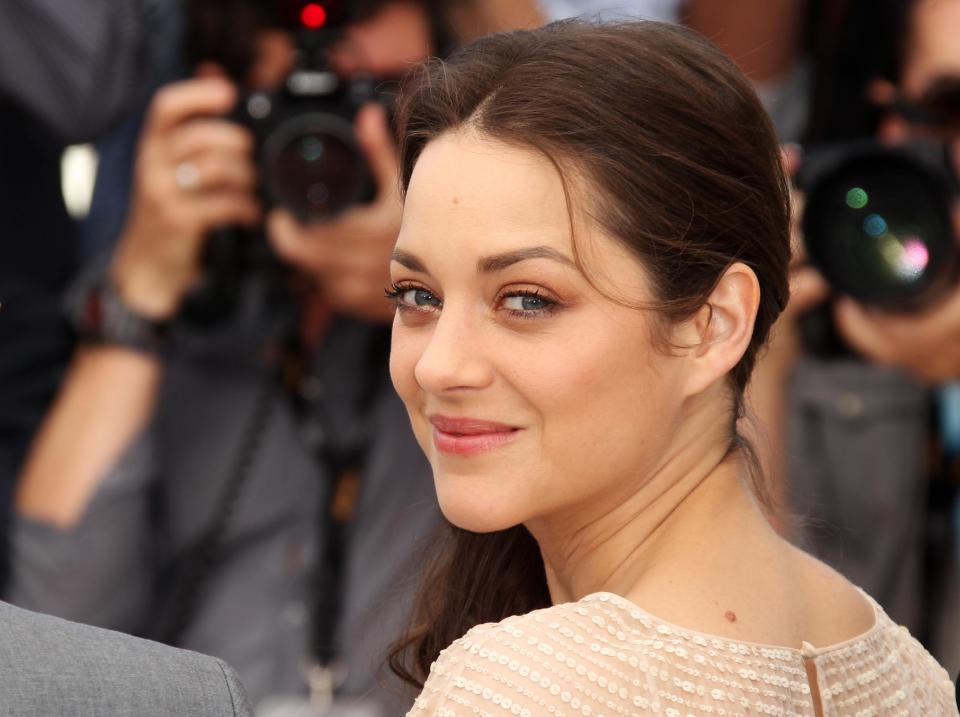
[6,1,495,713]
[748,0,960,676]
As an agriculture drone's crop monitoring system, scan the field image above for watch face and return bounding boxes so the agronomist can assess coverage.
[83,290,105,333]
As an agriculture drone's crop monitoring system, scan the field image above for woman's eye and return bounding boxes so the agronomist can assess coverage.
[500,293,555,314]
[400,288,441,308]
[387,286,443,309]
[502,295,545,311]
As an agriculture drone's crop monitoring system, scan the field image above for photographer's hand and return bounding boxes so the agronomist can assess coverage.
[110,77,260,320]
[834,287,960,383]
[267,103,400,324]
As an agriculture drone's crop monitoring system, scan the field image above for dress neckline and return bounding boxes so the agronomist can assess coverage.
[579,590,885,658]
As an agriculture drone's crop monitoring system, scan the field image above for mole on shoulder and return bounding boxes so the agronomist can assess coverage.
[452,196,460,204]
[724,610,737,623]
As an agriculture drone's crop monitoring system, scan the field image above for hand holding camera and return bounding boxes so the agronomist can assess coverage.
[267,102,401,323]
[110,77,261,321]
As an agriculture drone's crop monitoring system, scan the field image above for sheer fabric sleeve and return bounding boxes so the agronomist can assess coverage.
[410,621,565,717]
[407,606,662,717]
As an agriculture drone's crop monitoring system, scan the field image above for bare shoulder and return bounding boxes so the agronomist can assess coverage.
[785,542,879,644]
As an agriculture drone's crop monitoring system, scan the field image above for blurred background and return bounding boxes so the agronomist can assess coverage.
[0,1,958,714]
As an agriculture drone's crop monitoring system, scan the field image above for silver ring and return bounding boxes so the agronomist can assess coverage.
[174,161,200,191]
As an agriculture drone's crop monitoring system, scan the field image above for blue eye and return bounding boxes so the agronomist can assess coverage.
[403,288,440,307]
[386,284,441,311]
[499,291,558,317]
[502,295,550,311]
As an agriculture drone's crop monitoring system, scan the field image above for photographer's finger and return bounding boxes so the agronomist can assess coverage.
[169,119,254,161]
[322,273,396,322]
[145,78,237,136]
[356,103,400,200]
[179,152,258,194]
[192,190,262,230]
[267,209,330,271]
[781,143,801,178]
[833,299,897,365]
[785,266,830,318]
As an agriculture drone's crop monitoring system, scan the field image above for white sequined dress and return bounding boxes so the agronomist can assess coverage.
[409,592,957,716]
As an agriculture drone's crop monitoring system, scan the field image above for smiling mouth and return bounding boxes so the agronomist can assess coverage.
[429,416,522,457]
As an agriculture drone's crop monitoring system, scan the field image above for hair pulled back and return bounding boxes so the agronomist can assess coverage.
[389,20,791,689]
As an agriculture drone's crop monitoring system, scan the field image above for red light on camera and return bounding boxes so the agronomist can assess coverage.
[301,2,327,29]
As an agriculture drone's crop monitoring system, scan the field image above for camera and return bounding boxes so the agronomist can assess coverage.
[234,0,395,222]
[187,0,396,325]
[797,140,960,312]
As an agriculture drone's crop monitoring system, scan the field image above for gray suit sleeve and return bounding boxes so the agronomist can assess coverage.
[0,0,177,142]
[215,658,255,717]
[8,431,157,634]
[0,601,254,716]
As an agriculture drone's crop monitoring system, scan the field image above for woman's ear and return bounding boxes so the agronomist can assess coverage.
[680,262,760,397]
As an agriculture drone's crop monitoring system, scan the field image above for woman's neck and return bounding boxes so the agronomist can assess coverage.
[528,436,775,607]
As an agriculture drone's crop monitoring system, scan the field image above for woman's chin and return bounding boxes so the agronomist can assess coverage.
[436,493,525,534]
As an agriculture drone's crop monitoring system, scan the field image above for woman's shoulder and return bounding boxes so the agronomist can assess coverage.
[431,594,662,663]
[410,597,698,717]
[410,593,958,717]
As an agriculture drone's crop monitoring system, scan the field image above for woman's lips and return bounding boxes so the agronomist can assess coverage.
[429,415,521,457]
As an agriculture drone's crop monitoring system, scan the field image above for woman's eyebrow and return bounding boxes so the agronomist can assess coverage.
[477,246,576,273]
[391,250,428,272]
[390,246,577,275]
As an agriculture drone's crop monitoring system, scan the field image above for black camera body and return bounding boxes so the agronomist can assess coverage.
[233,2,395,223]
[797,140,960,312]
[187,1,395,325]
[234,69,391,223]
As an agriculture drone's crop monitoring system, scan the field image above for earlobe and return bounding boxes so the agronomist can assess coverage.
[683,263,760,397]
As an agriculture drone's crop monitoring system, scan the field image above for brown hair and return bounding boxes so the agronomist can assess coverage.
[388,19,791,689]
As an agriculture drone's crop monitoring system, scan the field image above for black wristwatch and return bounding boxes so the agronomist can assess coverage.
[67,272,171,356]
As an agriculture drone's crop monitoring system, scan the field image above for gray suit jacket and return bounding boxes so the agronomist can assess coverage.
[0,600,251,716]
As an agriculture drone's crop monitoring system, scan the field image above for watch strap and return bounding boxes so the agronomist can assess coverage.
[67,273,170,355]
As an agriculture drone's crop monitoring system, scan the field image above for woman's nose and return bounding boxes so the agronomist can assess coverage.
[413,309,493,395]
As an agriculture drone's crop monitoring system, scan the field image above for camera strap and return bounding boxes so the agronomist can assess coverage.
[296,321,391,706]
[304,465,361,713]
[140,374,278,646]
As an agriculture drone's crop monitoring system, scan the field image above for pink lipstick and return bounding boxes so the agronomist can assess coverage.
[429,415,521,457]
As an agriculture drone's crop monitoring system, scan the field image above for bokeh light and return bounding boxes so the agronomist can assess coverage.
[845,186,869,209]
[877,233,929,281]
[900,237,930,279]
[863,213,887,237]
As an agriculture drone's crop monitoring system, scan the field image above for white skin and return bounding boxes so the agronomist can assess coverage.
[389,129,875,646]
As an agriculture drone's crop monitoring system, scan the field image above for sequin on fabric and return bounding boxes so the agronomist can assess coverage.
[409,592,956,716]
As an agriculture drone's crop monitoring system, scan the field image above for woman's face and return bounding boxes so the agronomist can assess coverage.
[389,131,694,533]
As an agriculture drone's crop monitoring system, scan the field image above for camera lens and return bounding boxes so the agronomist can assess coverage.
[262,113,373,221]
[802,146,957,310]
